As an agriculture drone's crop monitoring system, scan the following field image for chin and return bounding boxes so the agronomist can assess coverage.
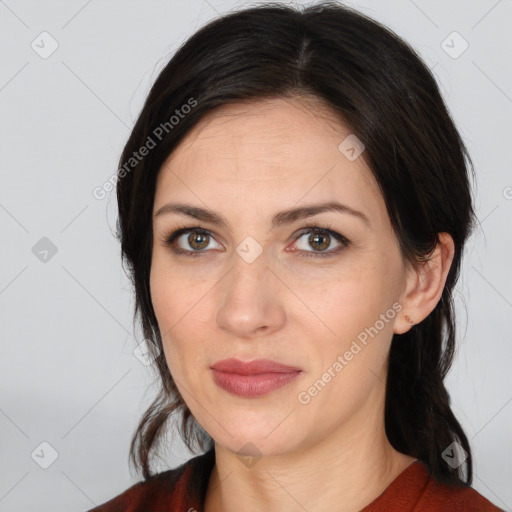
[208,419,305,459]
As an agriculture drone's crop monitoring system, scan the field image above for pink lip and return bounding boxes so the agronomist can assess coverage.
[211,358,301,375]
[211,358,302,397]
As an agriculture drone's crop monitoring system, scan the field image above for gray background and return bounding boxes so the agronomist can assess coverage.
[1,0,511,510]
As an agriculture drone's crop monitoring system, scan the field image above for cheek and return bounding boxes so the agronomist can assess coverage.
[150,259,186,368]
[296,261,398,371]
[150,252,204,329]
[294,277,397,423]
[298,265,382,330]
[149,257,212,375]
[150,258,174,333]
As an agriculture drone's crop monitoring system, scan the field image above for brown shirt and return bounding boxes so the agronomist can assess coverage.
[87,449,503,511]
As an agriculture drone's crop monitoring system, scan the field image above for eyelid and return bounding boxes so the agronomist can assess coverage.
[165,227,223,255]
[290,225,350,257]
[162,224,350,258]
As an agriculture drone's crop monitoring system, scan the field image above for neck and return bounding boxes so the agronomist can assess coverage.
[204,388,416,512]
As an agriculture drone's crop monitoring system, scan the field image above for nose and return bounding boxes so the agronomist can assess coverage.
[215,249,286,339]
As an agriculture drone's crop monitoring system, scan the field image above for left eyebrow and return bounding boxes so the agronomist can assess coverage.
[153,201,371,229]
[270,201,370,228]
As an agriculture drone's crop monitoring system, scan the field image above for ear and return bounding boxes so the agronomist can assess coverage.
[394,232,455,334]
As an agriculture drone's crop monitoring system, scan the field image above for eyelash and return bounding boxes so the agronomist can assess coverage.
[162,224,350,259]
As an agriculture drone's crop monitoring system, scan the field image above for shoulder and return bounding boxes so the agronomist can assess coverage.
[85,468,183,512]
[418,471,504,512]
[363,460,503,512]
[85,449,215,512]
[401,461,503,511]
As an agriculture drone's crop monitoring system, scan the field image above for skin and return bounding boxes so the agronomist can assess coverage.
[150,96,455,512]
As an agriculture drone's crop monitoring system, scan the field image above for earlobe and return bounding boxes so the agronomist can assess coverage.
[404,314,415,326]
[394,232,455,335]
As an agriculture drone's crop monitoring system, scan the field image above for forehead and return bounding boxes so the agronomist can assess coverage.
[164,96,362,170]
[155,97,383,222]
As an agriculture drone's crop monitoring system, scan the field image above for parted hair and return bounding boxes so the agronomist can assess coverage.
[115,1,477,485]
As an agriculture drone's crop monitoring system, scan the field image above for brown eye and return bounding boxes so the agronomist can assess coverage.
[165,228,222,256]
[187,231,210,250]
[291,227,350,259]
[164,226,349,259]
[307,231,331,251]
[294,229,342,253]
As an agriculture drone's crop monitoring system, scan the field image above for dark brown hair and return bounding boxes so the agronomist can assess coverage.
[115,1,477,485]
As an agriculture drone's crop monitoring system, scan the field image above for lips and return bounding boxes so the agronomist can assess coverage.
[210,358,302,397]
[210,358,301,375]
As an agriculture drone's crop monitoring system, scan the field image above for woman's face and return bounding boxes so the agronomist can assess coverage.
[150,97,411,457]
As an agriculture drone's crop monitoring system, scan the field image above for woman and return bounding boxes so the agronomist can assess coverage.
[88,2,502,511]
